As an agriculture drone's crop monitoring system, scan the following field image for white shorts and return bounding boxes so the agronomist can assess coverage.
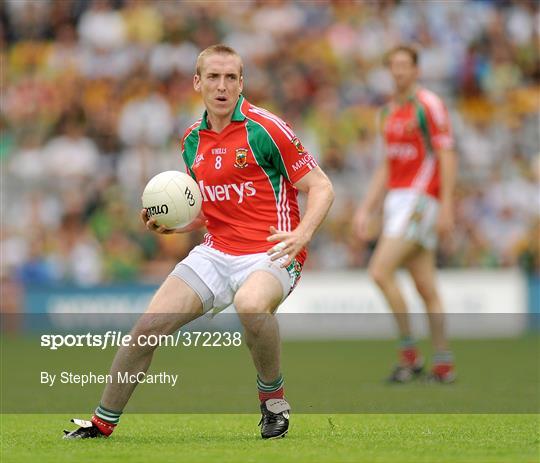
[169,245,302,314]
[383,189,439,249]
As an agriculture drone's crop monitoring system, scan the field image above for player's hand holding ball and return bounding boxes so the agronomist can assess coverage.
[140,209,176,234]
[141,171,203,234]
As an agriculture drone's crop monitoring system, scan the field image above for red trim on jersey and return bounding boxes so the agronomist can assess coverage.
[246,106,317,185]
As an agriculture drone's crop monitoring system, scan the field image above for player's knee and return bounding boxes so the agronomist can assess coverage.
[415,279,438,303]
[234,293,273,336]
[234,290,272,315]
[369,264,389,287]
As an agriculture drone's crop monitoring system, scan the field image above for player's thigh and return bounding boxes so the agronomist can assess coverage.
[234,270,283,315]
[369,236,420,281]
[404,248,439,302]
[133,276,203,338]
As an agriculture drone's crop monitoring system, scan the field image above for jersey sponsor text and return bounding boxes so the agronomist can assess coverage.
[198,180,256,204]
[292,153,317,172]
[386,143,418,160]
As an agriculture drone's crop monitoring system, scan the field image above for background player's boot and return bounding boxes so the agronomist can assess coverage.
[387,348,424,383]
[426,363,456,383]
[259,398,290,439]
[63,418,106,439]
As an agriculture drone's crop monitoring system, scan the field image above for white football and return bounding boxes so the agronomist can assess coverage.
[142,171,202,229]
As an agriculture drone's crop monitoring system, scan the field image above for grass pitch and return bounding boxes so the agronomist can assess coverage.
[2,337,539,461]
[1,414,538,463]
[3,336,538,413]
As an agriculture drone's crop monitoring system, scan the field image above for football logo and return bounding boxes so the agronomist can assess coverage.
[291,137,306,155]
[234,148,248,168]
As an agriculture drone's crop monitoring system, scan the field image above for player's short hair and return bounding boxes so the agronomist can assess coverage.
[196,44,243,77]
[385,44,419,67]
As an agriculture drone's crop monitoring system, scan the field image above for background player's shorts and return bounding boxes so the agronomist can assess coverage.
[169,245,302,314]
[383,188,440,249]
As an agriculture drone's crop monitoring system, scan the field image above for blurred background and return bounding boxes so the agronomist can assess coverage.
[0,0,539,315]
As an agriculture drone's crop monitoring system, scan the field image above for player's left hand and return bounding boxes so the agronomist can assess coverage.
[436,205,454,238]
[266,226,310,268]
[140,208,177,234]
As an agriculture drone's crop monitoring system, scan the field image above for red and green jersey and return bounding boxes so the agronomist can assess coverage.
[381,87,453,199]
[180,95,317,263]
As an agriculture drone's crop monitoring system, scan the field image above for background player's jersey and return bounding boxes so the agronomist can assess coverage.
[382,87,453,199]
[181,95,317,263]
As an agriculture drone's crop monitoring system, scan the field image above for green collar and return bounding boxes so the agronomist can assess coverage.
[200,94,246,129]
[407,87,419,103]
[393,86,418,106]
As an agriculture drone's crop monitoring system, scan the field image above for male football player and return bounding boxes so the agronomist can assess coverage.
[354,45,457,383]
[64,44,334,439]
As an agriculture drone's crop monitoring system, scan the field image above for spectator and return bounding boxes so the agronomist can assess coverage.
[117,77,173,147]
[42,114,101,183]
[1,0,538,282]
[78,0,126,50]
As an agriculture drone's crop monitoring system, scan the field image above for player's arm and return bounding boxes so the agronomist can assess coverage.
[423,95,457,238]
[267,166,334,267]
[140,208,207,235]
[353,157,388,241]
[435,147,457,237]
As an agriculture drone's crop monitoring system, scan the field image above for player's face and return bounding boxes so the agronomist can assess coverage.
[194,53,243,119]
[388,51,418,93]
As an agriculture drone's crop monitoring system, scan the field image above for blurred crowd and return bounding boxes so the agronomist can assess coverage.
[1,0,539,289]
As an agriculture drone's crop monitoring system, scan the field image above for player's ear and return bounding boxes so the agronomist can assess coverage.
[239,75,243,93]
[193,74,201,92]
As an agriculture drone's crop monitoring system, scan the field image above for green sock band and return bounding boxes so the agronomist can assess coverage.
[433,351,454,364]
[399,336,416,349]
[95,404,122,424]
[257,374,284,392]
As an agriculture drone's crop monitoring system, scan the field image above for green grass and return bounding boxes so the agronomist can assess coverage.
[1,414,539,463]
[2,337,539,461]
[2,337,539,413]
